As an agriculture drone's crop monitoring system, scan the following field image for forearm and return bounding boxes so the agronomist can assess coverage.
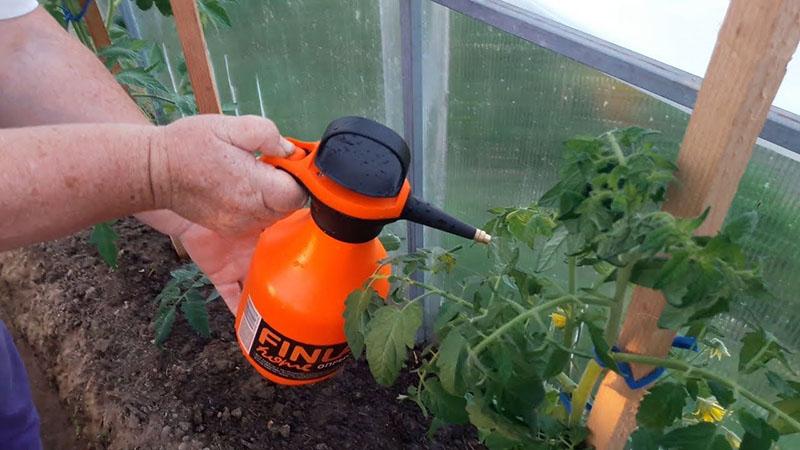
[0,124,156,249]
[0,7,184,236]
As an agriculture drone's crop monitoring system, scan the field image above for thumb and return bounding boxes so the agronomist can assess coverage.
[249,163,308,213]
[211,114,294,157]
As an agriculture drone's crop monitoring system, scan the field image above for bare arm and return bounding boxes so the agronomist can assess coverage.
[0,114,302,251]
[0,7,201,238]
[0,123,154,248]
[0,7,306,311]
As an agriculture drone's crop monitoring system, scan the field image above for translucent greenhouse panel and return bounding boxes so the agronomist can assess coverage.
[126,0,402,134]
[691,143,800,422]
[422,1,799,396]
[128,0,407,240]
[724,144,800,352]
[500,0,800,114]
[422,1,688,278]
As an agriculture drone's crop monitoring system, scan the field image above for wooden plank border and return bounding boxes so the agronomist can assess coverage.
[80,0,112,50]
[587,1,800,448]
[169,0,222,114]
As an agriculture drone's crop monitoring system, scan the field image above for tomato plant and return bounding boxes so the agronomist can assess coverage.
[154,263,220,346]
[346,128,799,449]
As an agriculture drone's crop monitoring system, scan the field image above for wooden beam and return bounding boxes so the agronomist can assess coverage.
[80,0,112,50]
[587,0,800,448]
[167,0,223,258]
[169,0,222,114]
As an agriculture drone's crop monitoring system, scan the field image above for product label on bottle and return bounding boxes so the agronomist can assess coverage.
[238,297,351,381]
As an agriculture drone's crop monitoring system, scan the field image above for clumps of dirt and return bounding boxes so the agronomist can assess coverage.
[0,219,479,449]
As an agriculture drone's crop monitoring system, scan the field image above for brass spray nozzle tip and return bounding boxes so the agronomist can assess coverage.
[474,229,492,244]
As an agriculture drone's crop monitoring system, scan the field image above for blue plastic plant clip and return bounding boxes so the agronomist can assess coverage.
[593,346,665,390]
[671,335,699,351]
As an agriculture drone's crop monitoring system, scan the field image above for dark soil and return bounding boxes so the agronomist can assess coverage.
[0,219,480,450]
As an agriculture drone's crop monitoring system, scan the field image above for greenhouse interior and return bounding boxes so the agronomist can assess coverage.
[0,0,798,449]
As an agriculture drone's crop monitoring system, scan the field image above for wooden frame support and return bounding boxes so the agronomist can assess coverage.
[587,0,800,448]
[80,0,112,50]
[168,0,223,257]
[169,0,222,114]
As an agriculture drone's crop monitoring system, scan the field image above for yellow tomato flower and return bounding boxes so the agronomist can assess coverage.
[708,338,731,360]
[550,309,568,329]
[693,397,727,423]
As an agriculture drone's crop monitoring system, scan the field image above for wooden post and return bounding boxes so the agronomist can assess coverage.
[167,0,224,257]
[587,1,800,448]
[169,0,222,114]
[80,0,112,50]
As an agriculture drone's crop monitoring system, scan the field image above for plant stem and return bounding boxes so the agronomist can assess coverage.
[106,0,118,32]
[393,275,474,308]
[130,93,178,105]
[557,372,578,392]
[569,360,603,425]
[605,262,634,344]
[472,296,574,356]
[607,132,626,166]
[613,353,800,434]
[569,262,634,425]
[568,256,576,295]
[563,256,578,348]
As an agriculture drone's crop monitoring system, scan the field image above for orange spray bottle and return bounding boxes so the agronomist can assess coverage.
[234,117,491,385]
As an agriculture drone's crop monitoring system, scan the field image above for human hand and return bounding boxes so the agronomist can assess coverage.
[149,114,307,237]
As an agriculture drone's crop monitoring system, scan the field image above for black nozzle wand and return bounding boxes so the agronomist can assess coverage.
[401,196,492,244]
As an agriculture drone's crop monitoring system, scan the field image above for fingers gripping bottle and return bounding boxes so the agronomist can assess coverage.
[235,117,491,385]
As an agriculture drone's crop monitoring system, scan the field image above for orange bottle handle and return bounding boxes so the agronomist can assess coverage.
[259,138,411,221]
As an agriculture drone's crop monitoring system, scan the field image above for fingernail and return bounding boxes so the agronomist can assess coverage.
[279,137,295,156]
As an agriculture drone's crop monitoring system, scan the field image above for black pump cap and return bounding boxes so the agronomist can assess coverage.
[316,117,410,198]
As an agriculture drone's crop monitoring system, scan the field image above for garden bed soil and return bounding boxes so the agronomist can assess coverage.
[0,219,479,450]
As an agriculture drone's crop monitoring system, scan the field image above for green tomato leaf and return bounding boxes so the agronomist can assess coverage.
[686,379,700,401]
[154,0,173,16]
[739,328,793,375]
[89,221,119,268]
[536,226,568,272]
[769,397,800,435]
[587,321,619,372]
[707,380,735,408]
[365,302,422,386]
[421,378,469,425]
[722,212,758,243]
[738,410,779,450]
[343,287,378,359]
[378,231,402,252]
[637,382,688,430]
[436,331,467,396]
[170,265,200,283]
[135,0,154,11]
[115,68,168,94]
[181,289,211,338]
[154,305,177,347]
[659,422,732,450]
[97,45,141,68]
[198,0,232,28]
[766,371,800,400]
[465,395,530,443]
[629,427,663,450]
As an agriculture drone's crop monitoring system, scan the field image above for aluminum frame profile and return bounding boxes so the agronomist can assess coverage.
[431,0,800,154]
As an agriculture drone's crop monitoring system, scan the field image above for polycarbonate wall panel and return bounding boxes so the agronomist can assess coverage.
[131,0,401,136]
[423,2,688,273]
[422,2,799,379]
[129,1,406,240]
